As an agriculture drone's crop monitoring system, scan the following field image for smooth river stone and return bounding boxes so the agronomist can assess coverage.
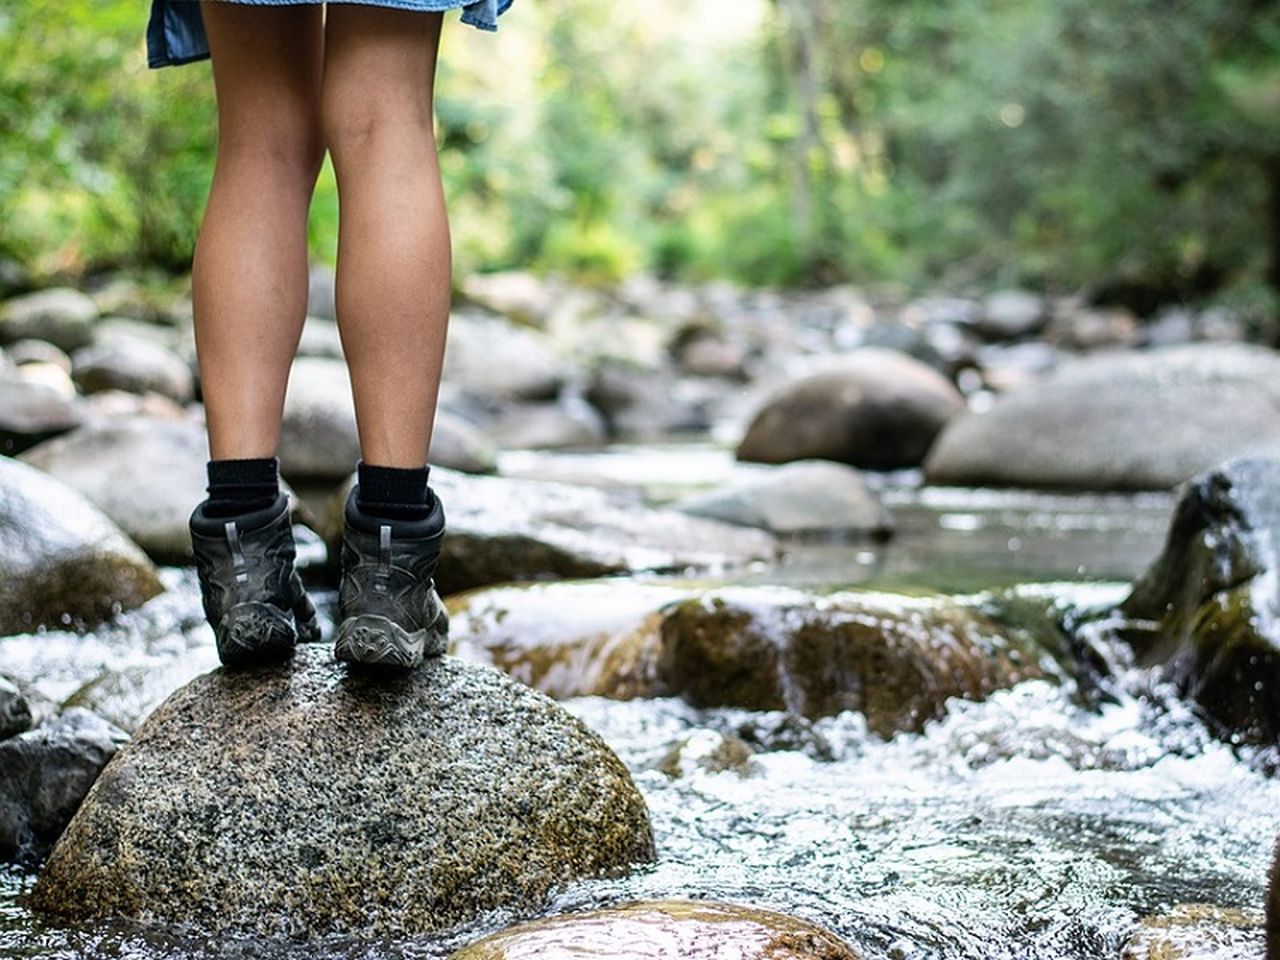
[450,900,860,960]
[30,646,655,936]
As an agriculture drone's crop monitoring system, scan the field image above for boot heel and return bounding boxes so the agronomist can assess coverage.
[218,601,296,667]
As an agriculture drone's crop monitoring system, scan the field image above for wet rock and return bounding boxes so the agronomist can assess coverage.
[0,380,84,455]
[657,587,1052,735]
[656,729,758,778]
[324,470,779,595]
[0,288,98,352]
[0,455,163,636]
[485,397,608,450]
[926,344,1280,491]
[31,646,655,936]
[450,900,859,960]
[21,416,221,563]
[977,289,1048,340]
[449,581,695,699]
[70,335,195,403]
[1120,457,1280,746]
[0,677,33,740]
[0,708,128,863]
[444,312,563,401]
[674,460,893,537]
[736,348,965,470]
[1121,903,1261,960]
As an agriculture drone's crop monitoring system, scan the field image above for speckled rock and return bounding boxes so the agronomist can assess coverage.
[736,348,965,470]
[658,587,1055,735]
[450,900,860,960]
[0,455,163,636]
[926,344,1280,491]
[324,469,779,596]
[31,646,655,936]
[1120,903,1261,960]
[0,708,127,862]
[1121,457,1280,747]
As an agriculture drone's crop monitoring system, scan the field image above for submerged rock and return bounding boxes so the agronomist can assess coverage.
[674,459,893,537]
[657,587,1052,735]
[736,348,964,470]
[450,900,860,960]
[31,646,654,936]
[0,455,163,636]
[926,344,1280,490]
[325,469,779,595]
[450,581,1052,736]
[1121,457,1280,746]
[0,708,127,863]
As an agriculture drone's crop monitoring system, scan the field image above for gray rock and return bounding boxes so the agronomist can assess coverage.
[450,900,860,960]
[0,380,84,455]
[307,264,337,320]
[324,468,779,595]
[296,315,344,359]
[736,348,965,470]
[0,708,127,862]
[70,335,194,403]
[674,460,893,537]
[486,398,608,450]
[430,411,499,474]
[444,313,563,401]
[0,288,98,352]
[32,647,655,936]
[584,361,714,440]
[279,356,361,481]
[459,270,557,328]
[1121,457,1280,746]
[0,455,163,635]
[5,339,71,371]
[926,344,1280,491]
[1045,306,1140,351]
[0,677,33,740]
[21,416,210,563]
[81,389,189,424]
[978,289,1048,340]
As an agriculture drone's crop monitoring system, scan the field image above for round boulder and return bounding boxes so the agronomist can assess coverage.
[31,646,655,936]
[0,455,163,636]
[0,288,98,352]
[70,335,194,404]
[451,900,860,960]
[736,348,965,470]
[926,344,1280,491]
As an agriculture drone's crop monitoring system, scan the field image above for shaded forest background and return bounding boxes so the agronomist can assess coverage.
[3,0,1279,317]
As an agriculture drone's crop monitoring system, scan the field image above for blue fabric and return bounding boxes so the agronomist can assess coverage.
[147,0,515,69]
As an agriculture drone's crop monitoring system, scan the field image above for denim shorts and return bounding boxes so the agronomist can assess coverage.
[146,0,515,68]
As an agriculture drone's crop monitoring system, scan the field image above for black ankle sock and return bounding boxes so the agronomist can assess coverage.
[356,460,434,521]
[204,456,280,518]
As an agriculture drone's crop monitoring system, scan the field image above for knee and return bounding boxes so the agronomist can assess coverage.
[320,86,434,165]
[217,118,326,187]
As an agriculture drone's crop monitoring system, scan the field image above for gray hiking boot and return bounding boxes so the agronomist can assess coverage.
[188,491,320,667]
[335,483,449,669]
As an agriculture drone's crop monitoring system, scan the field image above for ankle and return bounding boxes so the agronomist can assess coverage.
[355,460,434,521]
[204,456,280,518]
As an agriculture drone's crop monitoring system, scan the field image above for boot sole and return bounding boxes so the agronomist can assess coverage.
[334,607,449,670]
[217,601,298,668]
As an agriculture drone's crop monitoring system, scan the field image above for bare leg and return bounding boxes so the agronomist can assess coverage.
[321,5,450,468]
[194,2,326,459]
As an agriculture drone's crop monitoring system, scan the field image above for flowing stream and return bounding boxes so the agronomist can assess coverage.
[2,446,1277,959]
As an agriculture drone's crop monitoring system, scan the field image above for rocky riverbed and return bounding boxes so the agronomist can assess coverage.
[2,269,1280,958]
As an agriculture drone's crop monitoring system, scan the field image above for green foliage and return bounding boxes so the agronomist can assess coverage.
[2,0,1277,305]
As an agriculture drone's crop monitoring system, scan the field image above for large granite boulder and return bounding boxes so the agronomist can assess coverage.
[324,469,779,596]
[926,344,1280,491]
[451,900,860,960]
[0,708,127,862]
[0,455,163,636]
[31,646,655,936]
[1120,457,1280,746]
[736,348,965,470]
